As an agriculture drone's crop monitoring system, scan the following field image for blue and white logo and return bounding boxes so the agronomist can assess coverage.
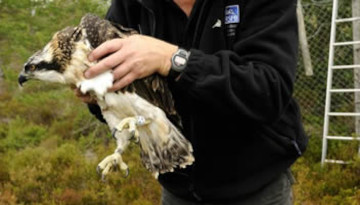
[225,5,240,24]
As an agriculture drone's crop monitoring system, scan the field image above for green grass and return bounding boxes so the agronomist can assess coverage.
[0,0,359,204]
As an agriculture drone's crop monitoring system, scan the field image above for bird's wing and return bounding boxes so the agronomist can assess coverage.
[79,13,135,48]
[126,75,182,129]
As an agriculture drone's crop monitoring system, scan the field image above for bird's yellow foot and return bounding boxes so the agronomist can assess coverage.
[112,116,150,143]
[97,152,129,181]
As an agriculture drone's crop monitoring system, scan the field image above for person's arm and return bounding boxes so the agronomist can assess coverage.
[172,0,299,123]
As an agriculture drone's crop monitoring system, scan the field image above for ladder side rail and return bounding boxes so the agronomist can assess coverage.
[322,0,338,166]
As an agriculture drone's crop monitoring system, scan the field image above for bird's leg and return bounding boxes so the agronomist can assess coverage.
[97,131,131,181]
[113,116,151,143]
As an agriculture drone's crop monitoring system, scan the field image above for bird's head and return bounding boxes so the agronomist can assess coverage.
[18,26,83,86]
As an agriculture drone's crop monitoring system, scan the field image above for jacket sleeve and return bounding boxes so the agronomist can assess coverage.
[172,0,299,123]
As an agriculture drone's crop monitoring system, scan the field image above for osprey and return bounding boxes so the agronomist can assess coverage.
[18,14,194,179]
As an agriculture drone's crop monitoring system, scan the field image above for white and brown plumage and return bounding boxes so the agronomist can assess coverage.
[18,14,194,179]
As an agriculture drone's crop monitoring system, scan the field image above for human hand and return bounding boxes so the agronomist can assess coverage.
[85,34,178,92]
[71,85,97,104]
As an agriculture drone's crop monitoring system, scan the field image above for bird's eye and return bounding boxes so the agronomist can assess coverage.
[25,64,37,72]
[30,65,36,71]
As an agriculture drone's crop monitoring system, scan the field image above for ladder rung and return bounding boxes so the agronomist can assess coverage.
[332,64,360,69]
[335,17,360,23]
[330,88,360,93]
[334,41,360,46]
[326,136,360,140]
[328,112,360,116]
[324,159,350,164]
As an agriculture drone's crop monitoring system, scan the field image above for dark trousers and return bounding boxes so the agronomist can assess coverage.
[161,170,294,205]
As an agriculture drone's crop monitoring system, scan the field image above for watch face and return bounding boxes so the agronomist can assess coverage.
[174,55,187,66]
[171,48,190,72]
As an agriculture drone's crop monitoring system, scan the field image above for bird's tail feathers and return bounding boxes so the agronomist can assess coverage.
[139,121,194,178]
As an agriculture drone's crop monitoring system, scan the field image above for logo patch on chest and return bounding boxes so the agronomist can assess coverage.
[225,5,240,24]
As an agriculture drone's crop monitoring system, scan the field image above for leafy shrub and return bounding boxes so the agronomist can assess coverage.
[0,117,48,151]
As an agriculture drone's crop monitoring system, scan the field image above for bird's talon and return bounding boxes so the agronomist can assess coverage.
[123,168,130,178]
[96,166,102,175]
[111,128,117,139]
[101,174,107,182]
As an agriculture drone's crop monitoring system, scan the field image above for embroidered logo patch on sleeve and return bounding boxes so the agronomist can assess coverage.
[225,5,240,24]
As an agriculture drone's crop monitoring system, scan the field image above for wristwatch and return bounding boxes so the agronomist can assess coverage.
[168,48,191,80]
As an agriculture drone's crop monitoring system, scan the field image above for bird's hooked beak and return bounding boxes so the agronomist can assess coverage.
[18,73,28,87]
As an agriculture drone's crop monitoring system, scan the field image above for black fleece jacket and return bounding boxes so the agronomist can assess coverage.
[88,0,308,203]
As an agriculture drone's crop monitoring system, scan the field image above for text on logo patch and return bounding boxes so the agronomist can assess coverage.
[225,5,240,24]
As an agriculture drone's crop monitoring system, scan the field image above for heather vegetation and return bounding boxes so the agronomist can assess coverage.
[0,0,359,204]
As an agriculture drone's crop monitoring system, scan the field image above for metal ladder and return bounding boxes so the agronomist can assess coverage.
[321,0,360,165]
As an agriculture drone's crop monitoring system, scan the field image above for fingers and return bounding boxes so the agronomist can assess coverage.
[73,88,97,104]
[84,35,177,92]
[108,73,136,92]
[88,39,123,62]
[73,87,83,97]
[112,60,133,80]
[107,59,141,92]
[85,49,126,78]
[85,39,124,78]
